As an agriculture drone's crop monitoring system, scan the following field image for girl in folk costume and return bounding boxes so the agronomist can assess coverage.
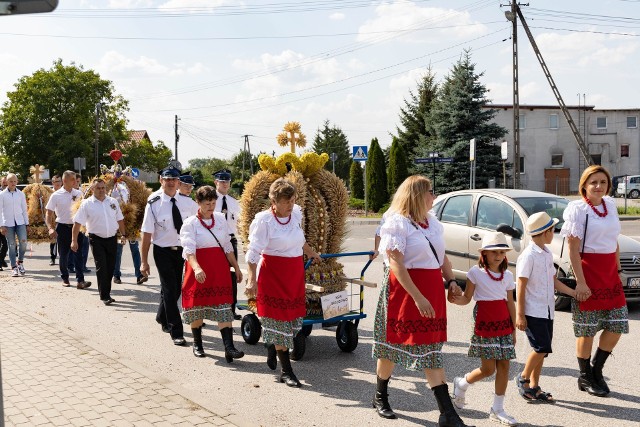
[245,178,321,388]
[449,232,517,427]
[180,186,244,361]
[372,175,472,427]
[560,165,628,397]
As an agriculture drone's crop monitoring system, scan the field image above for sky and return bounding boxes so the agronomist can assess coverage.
[0,0,638,169]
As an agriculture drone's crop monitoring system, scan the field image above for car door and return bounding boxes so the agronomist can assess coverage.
[469,196,526,275]
[438,194,474,276]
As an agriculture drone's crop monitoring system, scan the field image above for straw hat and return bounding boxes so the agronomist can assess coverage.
[478,231,513,252]
[527,212,559,236]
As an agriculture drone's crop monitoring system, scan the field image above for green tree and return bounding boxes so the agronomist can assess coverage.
[187,156,229,184]
[0,60,129,178]
[349,160,364,199]
[122,138,173,174]
[311,119,351,181]
[230,150,261,196]
[395,66,439,164]
[366,138,388,212]
[428,50,507,193]
[387,137,409,195]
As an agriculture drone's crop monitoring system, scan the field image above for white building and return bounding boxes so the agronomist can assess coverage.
[486,104,640,194]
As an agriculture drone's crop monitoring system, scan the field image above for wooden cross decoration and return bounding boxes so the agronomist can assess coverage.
[30,164,46,183]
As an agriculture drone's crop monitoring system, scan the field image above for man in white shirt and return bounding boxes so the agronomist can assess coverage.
[178,172,199,216]
[213,169,242,320]
[72,178,126,305]
[0,175,7,270]
[45,170,92,289]
[49,175,62,265]
[0,173,29,277]
[140,167,194,346]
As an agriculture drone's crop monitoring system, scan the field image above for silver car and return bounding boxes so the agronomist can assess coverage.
[432,189,640,309]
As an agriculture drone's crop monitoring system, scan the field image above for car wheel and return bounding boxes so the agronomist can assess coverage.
[630,190,640,199]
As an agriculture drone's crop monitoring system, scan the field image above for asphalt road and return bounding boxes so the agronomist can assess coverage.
[1,223,639,427]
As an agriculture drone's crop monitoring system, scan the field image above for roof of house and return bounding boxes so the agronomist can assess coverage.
[128,130,150,143]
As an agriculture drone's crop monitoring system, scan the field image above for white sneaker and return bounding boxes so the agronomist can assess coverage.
[11,267,20,277]
[489,408,518,426]
[451,377,466,409]
[17,263,25,276]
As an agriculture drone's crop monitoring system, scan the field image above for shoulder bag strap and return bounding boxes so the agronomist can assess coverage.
[581,213,588,257]
[410,220,440,265]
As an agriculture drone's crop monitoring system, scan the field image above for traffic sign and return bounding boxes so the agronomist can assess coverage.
[352,146,368,161]
[131,168,140,178]
[414,157,454,164]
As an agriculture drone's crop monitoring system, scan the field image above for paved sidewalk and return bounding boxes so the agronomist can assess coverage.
[0,299,239,427]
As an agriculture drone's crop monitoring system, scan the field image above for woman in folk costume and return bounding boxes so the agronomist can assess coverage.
[372,175,472,427]
[245,178,321,388]
[560,165,628,397]
[180,186,244,361]
[449,232,517,426]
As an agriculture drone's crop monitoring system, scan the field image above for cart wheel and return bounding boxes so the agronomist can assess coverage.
[301,324,313,337]
[241,314,262,345]
[336,321,358,352]
[290,330,306,361]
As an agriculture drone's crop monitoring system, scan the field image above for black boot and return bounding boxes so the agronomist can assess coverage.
[577,357,607,397]
[266,343,277,370]
[591,349,611,395]
[372,376,397,419]
[191,327,205,358]
[220,327,244,363]
[432,384,472,427]
[277,349,301,388]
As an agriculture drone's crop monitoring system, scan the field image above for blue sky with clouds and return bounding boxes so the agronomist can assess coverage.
[1,0,638,167]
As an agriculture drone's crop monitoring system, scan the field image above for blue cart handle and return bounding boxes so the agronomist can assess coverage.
[304,251,375,278]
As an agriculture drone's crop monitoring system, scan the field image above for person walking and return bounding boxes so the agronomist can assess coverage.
[372,175,471,426]
[140,167,194,347]
[213,169,242,320]
[560,165,629,397]
[45,170,91,289]
[0,175,8,270]
[180,185,244,360]
[111,180,146,285]
[49,175,62,265]
[71,178,126,305]
[245,178,321,388]
[0,173,29,277]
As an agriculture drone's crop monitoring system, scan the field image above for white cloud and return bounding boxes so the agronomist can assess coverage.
[96,51,207,76]
[329,12,345,21]
[357,1,487,44]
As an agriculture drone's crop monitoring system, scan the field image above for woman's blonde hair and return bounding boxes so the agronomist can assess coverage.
[388,175,431,221]
[579,165,612,197]
[269,178,296,202]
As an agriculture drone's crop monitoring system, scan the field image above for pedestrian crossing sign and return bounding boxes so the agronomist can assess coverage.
[352,146,368,161]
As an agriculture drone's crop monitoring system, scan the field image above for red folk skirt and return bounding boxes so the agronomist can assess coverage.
[182,247,232,310]
[580,252,626,311]
[474,300,514,338]
[386,268,447,345]
[256,254,306,322]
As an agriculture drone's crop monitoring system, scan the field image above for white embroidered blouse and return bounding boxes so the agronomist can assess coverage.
[467,265,515,302]
[245,204,305,264]
[179,212,233,259]
[379,212,445,269]
[560,196,620,253]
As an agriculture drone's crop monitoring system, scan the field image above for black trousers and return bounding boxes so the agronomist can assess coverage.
[0,233,7,264]
[56,224,85,282]
[230,235,238,312]
[89,234,117,301]
[153,245,184,339]
[50,242,57,261]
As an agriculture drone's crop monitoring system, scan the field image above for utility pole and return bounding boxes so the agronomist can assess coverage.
[504,2,521,189]
[174,115,180,162]
[242,134,254,181]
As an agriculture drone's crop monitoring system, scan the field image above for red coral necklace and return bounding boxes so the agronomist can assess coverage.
[584,197,608,218]
[484,266,504,282]
[271,207,292,225]
[197,211,215,230]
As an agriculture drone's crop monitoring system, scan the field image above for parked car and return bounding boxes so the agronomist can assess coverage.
[616,175,640,198]
[432,189,640,310]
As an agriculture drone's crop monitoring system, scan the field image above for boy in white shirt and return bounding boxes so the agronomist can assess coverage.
[514,212,576,403]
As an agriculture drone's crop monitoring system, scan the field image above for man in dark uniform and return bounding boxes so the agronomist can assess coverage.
[213,169,242,320]
[140,167,194,346]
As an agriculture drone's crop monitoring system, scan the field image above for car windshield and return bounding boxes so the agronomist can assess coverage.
[513,197,569,228]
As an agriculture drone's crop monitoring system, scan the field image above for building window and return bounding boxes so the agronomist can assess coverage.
[551,154,563,167]
[518,115,526,129]
[591,154,602,165]
[628,116,638,128]
[549,114,559,129]
[519,156,525,174]
[596,117,607,129]
[621,145,630,158]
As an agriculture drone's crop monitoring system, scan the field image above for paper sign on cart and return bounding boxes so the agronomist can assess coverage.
[320,291,349,320]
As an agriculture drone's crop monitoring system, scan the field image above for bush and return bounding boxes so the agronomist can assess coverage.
[349,198,365,210]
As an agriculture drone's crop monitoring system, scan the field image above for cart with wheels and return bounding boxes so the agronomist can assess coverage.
[237,251,377,360]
